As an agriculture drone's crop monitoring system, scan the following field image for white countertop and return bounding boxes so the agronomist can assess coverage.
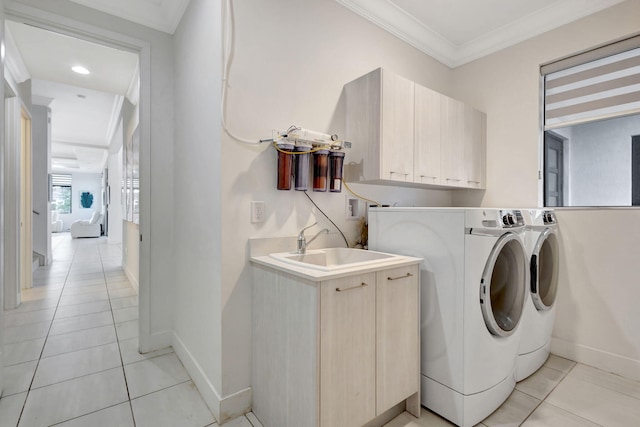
[250,251,422,282]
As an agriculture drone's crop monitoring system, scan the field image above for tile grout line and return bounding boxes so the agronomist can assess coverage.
[530,400,607,427]
[16,237,79,427]
[98,240,138,427]
[518,361,578,425]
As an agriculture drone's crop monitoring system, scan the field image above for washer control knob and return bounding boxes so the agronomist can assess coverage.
[502,213,516,226]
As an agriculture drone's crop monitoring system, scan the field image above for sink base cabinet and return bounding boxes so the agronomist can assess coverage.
[252,265,420,427]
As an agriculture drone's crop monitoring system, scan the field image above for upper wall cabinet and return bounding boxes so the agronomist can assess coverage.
[344,68,415,183]
[344,68,486,190]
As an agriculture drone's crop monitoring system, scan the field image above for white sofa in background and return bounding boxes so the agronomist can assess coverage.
[70,211,102,238]
[51,211,63,233]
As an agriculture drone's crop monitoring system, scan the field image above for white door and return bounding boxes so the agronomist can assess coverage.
[479,233,527,336]
[531,229,559,310]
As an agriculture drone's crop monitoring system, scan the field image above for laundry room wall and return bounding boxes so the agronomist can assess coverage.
[222,0,459,413]
[451,0,640,381]
[172,0,455,421]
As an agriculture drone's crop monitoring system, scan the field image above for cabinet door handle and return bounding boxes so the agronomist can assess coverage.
[336,282,368,292]
[387,273,413,281]
[446,178,460,182]
[467,180,481,184]
[390,171,409,180]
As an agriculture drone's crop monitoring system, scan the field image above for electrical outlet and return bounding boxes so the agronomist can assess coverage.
[346,196,359,220]
[251,201,266,223]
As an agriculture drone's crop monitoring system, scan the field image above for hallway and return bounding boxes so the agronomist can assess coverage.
[0,234,256,427]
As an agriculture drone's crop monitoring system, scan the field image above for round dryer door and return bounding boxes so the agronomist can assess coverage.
[531,228,559,311]
[480,233,527,337]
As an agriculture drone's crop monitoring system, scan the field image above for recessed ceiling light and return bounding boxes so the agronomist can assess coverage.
[72,65,90,75]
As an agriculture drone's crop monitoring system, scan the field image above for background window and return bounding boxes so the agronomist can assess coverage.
[51,174,72,214]
[541,37,640,207]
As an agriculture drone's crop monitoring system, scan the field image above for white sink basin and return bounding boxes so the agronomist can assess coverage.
[269,248,396,271]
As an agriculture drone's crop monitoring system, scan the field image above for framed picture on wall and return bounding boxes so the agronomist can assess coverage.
[79,191,95,209]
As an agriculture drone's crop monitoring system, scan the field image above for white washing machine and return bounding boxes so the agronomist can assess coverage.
[368,208,528,427]
[516,209,560,381]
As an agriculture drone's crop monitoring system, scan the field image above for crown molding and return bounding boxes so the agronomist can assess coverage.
[336,0,457,67]
[337,0,626,68]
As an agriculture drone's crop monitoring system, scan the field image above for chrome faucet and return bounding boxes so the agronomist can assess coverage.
[297,223,329,254]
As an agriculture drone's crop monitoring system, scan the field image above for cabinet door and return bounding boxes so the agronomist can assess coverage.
[320,273,376,427]
[414,84,441,185]
[464,105,486,188]
[440,96,465,187]
[381,71,415,182]
[376,265,420,415]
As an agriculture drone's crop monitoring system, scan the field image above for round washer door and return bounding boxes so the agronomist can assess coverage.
[480,232,527,337]
[530,228,559,311]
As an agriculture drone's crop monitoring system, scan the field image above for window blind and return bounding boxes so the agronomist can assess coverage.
[542,37,640,129]
[51,174,72,186]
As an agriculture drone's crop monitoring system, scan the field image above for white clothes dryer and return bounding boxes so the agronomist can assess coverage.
[516,209,560,381]
[369,208,528,427]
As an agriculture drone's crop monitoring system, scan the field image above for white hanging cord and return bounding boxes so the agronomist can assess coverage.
[222,0,260,145]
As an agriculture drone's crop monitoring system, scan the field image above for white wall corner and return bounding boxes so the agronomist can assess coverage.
[125,60,140,106]
[551,336,640,382]
[106,95,125,146]
[32,95,55,107]
[123,262,139,292]
[4,23,31,84]
[171,332,252,425]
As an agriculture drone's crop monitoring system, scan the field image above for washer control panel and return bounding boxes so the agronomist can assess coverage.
[500,209,524,228]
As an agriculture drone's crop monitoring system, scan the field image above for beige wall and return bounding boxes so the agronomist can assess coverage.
[172,0,223,417]
[171,0,453,420]
[452,0,640,380]
[223,0,454,406]
[123,220,139,291]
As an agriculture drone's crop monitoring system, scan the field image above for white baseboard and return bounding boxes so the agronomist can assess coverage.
[551,337,640,382]
[171,332,252,425]
[123,264,139,292]
[144,330,172,353]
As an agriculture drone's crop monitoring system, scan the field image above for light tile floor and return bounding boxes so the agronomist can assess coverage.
[383,353,640,427]
[0,233,259,427]
[4,234,639,426]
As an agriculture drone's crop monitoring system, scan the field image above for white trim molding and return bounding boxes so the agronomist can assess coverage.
[551,337,640,382]
[172,332,252,425]
[336,0,626,68]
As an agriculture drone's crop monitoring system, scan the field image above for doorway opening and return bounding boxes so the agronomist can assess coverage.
[544,131,565,207]
[4,17,142,326]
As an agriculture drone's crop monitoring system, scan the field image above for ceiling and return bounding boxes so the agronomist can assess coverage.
[4,0,191,173]
[4,0,627,173]
[5,20,138,173]
[336,0,626,67]
[68,0,191,34]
